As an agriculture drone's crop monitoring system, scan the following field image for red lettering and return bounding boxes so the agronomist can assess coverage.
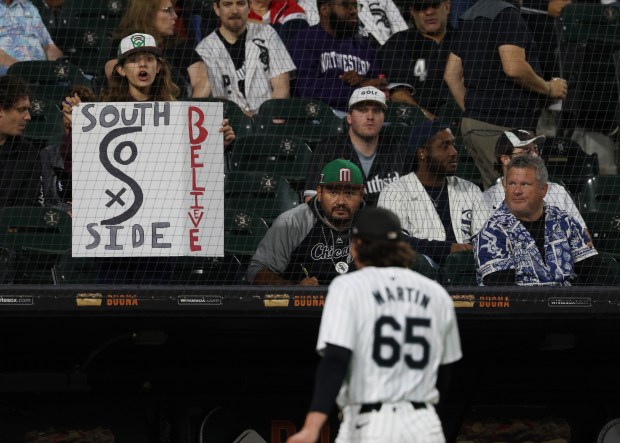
[188,210,204,228]
[192,168,205,192]
[188,106,208,144]
[190,192,204,209]
[191,145,204,168]
[189,228,201,251]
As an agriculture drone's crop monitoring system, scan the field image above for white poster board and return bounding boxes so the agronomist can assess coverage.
[72,101,224,257]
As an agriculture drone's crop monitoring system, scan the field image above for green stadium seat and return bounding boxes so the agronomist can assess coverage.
[435,97,463,131]
[224,209,269,257]
[167,255,244,285]
[59,0,126,20]
[561,3,620,45]
[384,102,427,127]
[411,252,439,281]
[253,98,344,144]
[454,135,482,189]
[225,172,299,225]
[23,96,64,144]
[439,250,477,286]
[581,212,620,255]
[228,135,313,190]
[579,175,620,213]
[538,137,599,195]
[187,98,254,139]
[0,207,71,284]
[7,60,91,88]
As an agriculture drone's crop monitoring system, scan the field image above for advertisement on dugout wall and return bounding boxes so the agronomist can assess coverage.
[71,101,224,257]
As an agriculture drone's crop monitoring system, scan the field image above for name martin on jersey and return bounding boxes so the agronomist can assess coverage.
[372,286,430,308]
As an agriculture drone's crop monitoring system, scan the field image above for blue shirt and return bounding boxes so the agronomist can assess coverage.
[473,202,598,286]
[0,0,53,74]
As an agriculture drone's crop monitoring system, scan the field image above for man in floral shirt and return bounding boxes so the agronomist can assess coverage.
[474,155,613,286]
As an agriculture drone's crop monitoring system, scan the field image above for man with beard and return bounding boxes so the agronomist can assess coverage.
[443,0,568,189]
[286,0,386,112]
[196,0,296,116]
[378,0,453,119]
[247,159,365,286]
[378,120,489,265]
[304,86,413,207]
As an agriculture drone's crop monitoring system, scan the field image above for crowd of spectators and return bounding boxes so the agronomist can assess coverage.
[1,0,618,287]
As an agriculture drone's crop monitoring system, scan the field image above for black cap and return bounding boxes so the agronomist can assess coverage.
[408,119,450,152]
[352,207,402,242]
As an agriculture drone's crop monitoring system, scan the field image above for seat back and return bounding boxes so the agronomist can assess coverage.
[579,175,620,213]
[561,3,620,45]
[439,250,477,286]
[384,102,427,127]
[224,209,269,257]
[229,135,313,190]
[168,255,244,285]
[581,211,620,255]
[411,253,439,281]
[7,60,91,88]
[0,207,72,283]
[253,98,344,144]
[538,137,599,195]
[225,173,299,225]
[23,95,64,145]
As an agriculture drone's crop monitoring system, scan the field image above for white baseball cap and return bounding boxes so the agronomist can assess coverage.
[348,86,388,110]
[117,33,162,63]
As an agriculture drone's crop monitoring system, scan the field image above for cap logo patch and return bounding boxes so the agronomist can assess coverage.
[339,168,352,182]
[130,34,146,48]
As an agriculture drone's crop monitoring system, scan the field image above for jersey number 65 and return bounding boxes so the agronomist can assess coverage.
[372,316,430,369]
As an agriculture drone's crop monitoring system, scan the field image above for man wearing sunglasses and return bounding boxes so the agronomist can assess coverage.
[483,129,586,230]
[378,0,452,119]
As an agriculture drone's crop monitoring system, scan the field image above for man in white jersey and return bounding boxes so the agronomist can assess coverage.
[287,207,462,443]
[196,0,296,116]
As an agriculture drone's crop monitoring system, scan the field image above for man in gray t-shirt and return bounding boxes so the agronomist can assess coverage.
[247,159,365,286]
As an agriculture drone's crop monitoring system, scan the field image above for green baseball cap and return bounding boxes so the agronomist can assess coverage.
[319,159,364,187]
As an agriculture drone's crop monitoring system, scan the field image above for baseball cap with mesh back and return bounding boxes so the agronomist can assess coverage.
[348,86,388,110]
[319,159,364,187]
[117,33,162,63]
[352,207,402,242]
[494,129,546,161]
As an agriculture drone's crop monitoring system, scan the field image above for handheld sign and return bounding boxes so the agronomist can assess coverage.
[72,101,224,257]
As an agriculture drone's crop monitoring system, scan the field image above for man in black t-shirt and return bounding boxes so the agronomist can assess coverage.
[0,75,42,208]
[379,0,452,118]
[444,0,567,189]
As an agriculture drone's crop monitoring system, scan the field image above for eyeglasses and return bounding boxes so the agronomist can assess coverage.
[412,1,442,12]
[160,6,176,15]
[509,146,539,156]
[333,1,359,10]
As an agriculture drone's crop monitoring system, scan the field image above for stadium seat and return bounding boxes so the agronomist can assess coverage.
[411,252,439,281]
[384,102,427,127]
[52,253,102,284]
[224,209,269,257]
[253,98,344,144]
[59,0,126,20]
[439,250,477,286]
[167,255,244,285]
[579,175,620,213]
[595,251,620,285]
[52,19,116,76]
[7,60,91,88]
[228,135,313,190]
[225,172,299,226]
[538,137,599,195]
[0,207,71,284]
[435,97,463,130]
[23,95,64,144]
[561,3,620,46]
[187,98,254,139]
[581,212,620,255]
[454,135,482,189]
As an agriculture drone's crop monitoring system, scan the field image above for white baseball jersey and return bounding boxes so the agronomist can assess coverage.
[483,179,587,229]
[297,0,408,45]
[195,23,296,114]
[378,173,490,244]
[317,266,462,408]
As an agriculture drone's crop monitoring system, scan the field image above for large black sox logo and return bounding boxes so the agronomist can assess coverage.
[99,127,144,226]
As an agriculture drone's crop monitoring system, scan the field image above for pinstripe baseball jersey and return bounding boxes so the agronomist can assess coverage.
[196,23,296,114]
[317,266,462,408]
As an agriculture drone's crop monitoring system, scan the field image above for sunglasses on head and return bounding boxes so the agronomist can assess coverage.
[412,1,442,11]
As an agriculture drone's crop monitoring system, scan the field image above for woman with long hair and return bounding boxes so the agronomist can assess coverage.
[104,0,209,98]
